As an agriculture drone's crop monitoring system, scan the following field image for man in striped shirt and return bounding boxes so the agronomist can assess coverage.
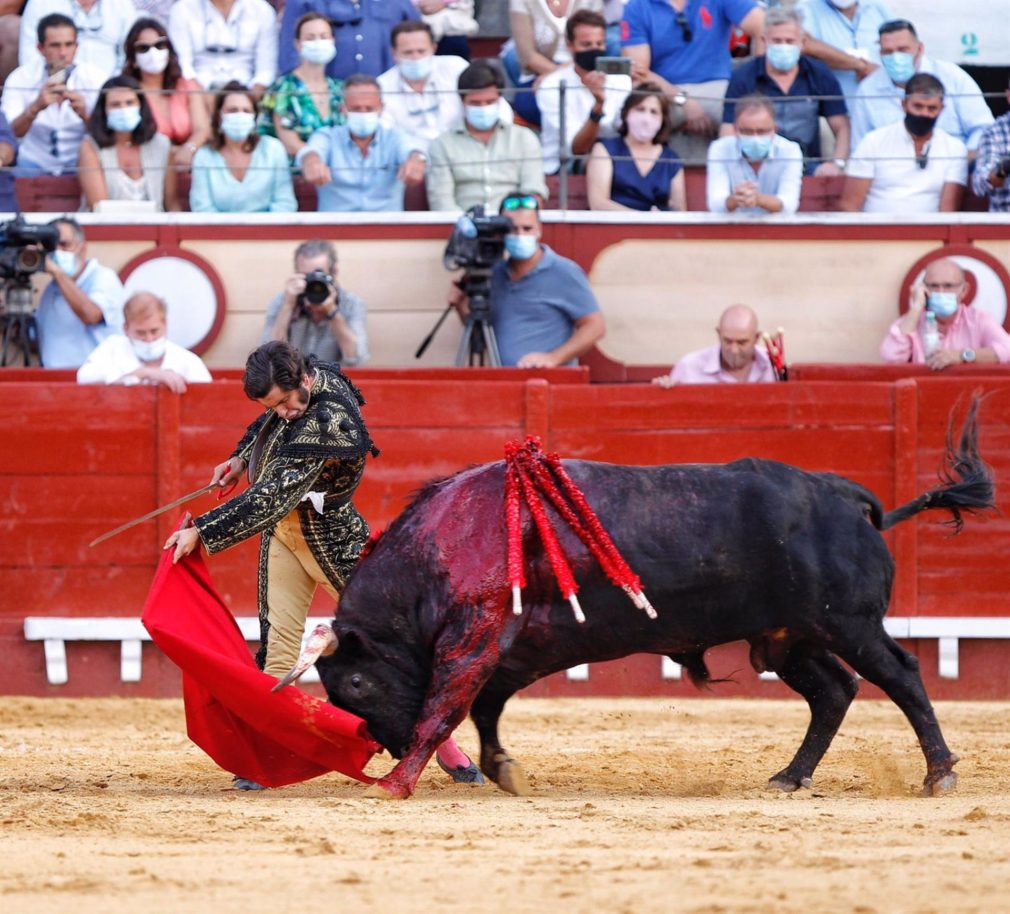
[971,78,1010,213]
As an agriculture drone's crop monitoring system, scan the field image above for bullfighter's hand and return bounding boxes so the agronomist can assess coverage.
[210,456,246,488]
[651,373,676,388]
[926,348,959,371]
[164,526,200,564]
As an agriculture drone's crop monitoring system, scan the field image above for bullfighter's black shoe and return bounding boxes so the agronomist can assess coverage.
[232,776,267,791]
[436,755,485,784]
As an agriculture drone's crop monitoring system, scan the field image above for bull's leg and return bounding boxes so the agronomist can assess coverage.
[470,675,534,796]
[832,630,959,796]
[765,645,858,792]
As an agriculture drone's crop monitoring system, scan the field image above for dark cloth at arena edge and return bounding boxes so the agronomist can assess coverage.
[193,359,376,677]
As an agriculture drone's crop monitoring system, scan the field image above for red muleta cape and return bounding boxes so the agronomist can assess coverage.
[141,535,379,788]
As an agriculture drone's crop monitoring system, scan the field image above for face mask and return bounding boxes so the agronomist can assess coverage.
[766,43,800,72]
[107,105,141,134]
[625,109,662,144]
[52,249,77,275]
[505,233,538,260]
[220,111,256,142]
[300,39,337,66]
[573,48,605,72]
[926,292,959,318]
[346,110,380,138]
[136,47,169,75]
[398,54,433,81]
[904,112,937,137]
[131,335,167,362]
[465,104,499,131]
[882,51,916,85]
[739,133,773,160]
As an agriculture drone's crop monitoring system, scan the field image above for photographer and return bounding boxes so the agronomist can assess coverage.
[449,194,604,368]
[261,240,369,368]
[971,77,1010,213]
[35,217,126,369]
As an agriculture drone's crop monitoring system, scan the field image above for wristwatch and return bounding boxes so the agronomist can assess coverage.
[961,348,976,363]
[588,108,604,123]
[833,158,847,171]
[672,92,688,107]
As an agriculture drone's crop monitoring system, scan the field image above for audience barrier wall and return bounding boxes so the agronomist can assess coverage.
[4,369,1010,700]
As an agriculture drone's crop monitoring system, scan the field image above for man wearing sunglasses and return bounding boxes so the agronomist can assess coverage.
[450,194,605,368]
[840,73,967,214]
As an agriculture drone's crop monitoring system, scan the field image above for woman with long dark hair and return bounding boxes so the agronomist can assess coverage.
[121,17,211,169]
[78,75,179,211]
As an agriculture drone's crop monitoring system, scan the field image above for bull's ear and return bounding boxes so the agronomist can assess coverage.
[333,625,365,656]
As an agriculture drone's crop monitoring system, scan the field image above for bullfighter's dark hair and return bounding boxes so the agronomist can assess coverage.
[87,75,158,148]
[244,341,309,400]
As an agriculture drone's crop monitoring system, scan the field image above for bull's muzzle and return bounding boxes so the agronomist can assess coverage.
[271,623,338,692]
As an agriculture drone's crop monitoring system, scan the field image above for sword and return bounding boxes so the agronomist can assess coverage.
[89,481,231,548]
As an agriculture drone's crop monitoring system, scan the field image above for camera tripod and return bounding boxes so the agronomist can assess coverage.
[415,270,503,367]
[0,284,40,367]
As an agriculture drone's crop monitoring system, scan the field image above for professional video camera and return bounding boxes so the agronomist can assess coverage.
[0,216,59,366]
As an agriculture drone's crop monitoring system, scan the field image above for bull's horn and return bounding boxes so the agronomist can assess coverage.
[271,624,338,692]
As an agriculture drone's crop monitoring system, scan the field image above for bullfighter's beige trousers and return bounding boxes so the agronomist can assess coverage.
[263,511,340,679]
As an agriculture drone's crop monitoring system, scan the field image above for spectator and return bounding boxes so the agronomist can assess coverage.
[20,0,137,82]
[35,216,126,368]
[297,73,426,212]
[427,61,548,212]
[840,73,966,214]
[190,81,297,212]
[721,5,849,176]
[378,21,512,153]
[77,291,212,390]
[880,258,1010,370]
[168,0,277,102]
[0,0,20,86]
[587,82,685,211]
[850,19,993,153]
[258,12,345,161]
[78,75,178,211]
[278,0,419,80]
[261,239,369,367]
[415,0,478,60]
[971,78,1010,213]
[450,193,605,367]
[122,17,211,170]
[502,0,604,126]
[0,111,17,211]
[706,94,802,215]
[652,304,775,386]
[2,14,103,175]
[794,0,892,102]
[535,9,630,175]
[620,0,764,159]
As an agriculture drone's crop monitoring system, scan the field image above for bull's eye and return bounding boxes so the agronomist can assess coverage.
[350,674,363,690]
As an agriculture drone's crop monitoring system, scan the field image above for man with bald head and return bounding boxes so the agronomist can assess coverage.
[77,291,212,391]
[653,304,776,386]
[880,258,1010,370]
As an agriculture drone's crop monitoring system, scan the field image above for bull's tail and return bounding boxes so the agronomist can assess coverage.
[880,393,996,533]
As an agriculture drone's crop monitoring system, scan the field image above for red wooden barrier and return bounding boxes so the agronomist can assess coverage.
[4,375,1010,698]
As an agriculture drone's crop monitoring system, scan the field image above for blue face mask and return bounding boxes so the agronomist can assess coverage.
[398,54,434,81]
[299,39,337,66]
[465,104,499,131]
[346,110,380,138]
[505,233,538,260]
[927,292,959,318]
[882,51,916,85]
[766,43,800,72]
[107,105,141,134]
[739,133,773,160]
[220,111,255,142]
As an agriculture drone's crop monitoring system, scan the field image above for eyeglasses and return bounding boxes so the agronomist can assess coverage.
[206,43,238,54]
[135,39,169,53]
[676,13,693,43]
[501,195,539,212]
[332,17,363,28]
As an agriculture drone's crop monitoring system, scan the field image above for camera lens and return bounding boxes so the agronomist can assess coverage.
[303,270,331,305]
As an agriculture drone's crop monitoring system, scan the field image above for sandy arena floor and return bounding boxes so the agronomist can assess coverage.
[2,696,1010,914]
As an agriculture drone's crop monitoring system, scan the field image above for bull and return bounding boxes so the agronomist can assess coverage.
[281,400,994,799]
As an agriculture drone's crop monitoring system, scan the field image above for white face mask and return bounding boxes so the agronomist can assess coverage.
[131,336,167,362]
[136,47,169,75]
[52,249,78,275]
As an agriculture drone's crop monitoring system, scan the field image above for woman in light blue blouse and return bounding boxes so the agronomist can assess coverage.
[190,81,297,213]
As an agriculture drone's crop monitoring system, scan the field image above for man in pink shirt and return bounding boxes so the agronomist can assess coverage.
[653,304,777,386]
[880,258,1010,370]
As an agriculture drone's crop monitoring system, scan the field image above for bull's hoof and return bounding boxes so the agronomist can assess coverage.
[363,781,406,800]
[436,756,486,785]
[495,759,530,797]
[767,774,813,793]
[922,771,958,797]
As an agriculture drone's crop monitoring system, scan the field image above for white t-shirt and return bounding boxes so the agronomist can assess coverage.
[77,334,213,385]
[847,120,968,214]
[535,64,629,174]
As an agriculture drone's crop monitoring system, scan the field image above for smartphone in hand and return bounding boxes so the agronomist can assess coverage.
[594,57,632,76]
